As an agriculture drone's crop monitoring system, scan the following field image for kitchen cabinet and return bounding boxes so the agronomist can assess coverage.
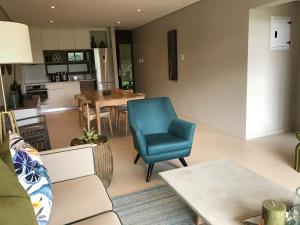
[47,83,65,108]
[48,89,65,108]
[64,82,81,107]
[29,28,44,64]
[46,82,80,109]
[41,29,59,50]
[58,29,76,50]
[74,30,91,49]
[31,28,92,52]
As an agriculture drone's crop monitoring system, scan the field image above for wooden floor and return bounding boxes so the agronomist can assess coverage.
[46,109,300,197]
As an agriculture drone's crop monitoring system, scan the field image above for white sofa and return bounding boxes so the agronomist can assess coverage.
[40,144,122,225]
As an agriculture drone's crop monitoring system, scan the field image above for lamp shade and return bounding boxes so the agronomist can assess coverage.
[0,21,33,64]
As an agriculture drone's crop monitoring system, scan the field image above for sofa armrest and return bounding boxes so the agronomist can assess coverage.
[169,118,196,141]
[130,123,147,157]
[40,144,95,183]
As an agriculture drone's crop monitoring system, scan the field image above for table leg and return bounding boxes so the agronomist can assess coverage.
[96,102,101,135]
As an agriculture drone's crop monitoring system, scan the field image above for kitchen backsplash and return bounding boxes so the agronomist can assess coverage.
[22,64,47,84]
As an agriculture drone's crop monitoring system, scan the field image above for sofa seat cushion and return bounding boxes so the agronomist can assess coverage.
[48,175,112,225]
[72,212,121,225]
[145,133,190,155]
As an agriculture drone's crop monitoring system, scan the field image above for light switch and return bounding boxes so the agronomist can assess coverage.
[181,54,185,61]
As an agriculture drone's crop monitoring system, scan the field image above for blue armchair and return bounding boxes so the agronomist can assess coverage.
[128,97,196,182]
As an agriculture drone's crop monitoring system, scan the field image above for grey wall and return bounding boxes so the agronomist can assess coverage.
[246,2,300,139]
[0,7,9,20]
[132,0,300,138]
[133,0,251,138]
[293,5,300,129]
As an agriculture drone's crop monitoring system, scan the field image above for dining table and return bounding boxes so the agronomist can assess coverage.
[82,89,145,135]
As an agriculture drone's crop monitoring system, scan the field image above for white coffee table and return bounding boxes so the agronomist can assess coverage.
[159,159,293,225]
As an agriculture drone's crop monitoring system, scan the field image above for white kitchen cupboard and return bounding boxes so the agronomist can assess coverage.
[46,82,80,109]
[29,28,44,64]
[41,29,59,50]
[74,30,91,49]
[58,29,76,50]
[64,82,81,107]
[47,83,65,108]
[48,89,66,108]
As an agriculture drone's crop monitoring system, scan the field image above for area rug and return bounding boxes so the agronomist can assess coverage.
[112,185,204,225]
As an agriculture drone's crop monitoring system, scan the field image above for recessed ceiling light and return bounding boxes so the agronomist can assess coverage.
[137,9,142,12]
[117,21,121,24]
[49,20,54,23]
[51,6,55,9]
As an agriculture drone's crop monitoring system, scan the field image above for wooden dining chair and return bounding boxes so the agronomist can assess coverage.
[82,102,113,136]
[116,105,128,134]
[75,94,87,126]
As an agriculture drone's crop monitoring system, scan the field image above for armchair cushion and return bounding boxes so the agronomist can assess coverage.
[145,133,191,155]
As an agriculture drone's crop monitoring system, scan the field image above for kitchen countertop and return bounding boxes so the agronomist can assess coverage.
[45,79,96,84]
[25,79,96,86]
[0,95,40,111]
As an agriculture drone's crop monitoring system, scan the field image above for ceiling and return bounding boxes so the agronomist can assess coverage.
[0,0,200,29]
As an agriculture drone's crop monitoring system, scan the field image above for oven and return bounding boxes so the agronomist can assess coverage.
[25,85,48,102]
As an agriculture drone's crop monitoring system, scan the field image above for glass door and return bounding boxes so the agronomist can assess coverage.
[118,44,134,90]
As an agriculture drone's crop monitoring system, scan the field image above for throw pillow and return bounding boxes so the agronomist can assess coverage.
[0,157,38,225]
[9,132,53,225]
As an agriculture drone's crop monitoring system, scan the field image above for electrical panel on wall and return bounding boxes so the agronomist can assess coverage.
[270,16,291,50]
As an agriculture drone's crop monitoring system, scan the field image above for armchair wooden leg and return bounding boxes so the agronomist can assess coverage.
[146,163,155,182]
[179,158,188,167]
[134,153,140,164]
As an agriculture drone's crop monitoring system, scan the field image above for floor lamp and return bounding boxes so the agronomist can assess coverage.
[0,21,33,143]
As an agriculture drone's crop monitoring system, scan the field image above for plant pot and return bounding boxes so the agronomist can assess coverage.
[70,135,113,188]
[93,141,113,188]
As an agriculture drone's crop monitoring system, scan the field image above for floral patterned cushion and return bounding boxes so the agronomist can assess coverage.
[9,132,52,225]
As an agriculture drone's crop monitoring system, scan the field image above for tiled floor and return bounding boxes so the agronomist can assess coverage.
[46,109,300,197]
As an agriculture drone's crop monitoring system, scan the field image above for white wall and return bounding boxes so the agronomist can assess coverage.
[246,2,300,139]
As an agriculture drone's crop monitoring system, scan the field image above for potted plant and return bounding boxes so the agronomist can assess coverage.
[71,127,107,146]
[70,128,113,188]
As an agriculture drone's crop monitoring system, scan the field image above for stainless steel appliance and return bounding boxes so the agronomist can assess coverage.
[25,84,48,102]
[93,48,115,90]
[59,72,69,81]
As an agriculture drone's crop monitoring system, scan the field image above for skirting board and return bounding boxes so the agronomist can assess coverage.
[246,128,290,140]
